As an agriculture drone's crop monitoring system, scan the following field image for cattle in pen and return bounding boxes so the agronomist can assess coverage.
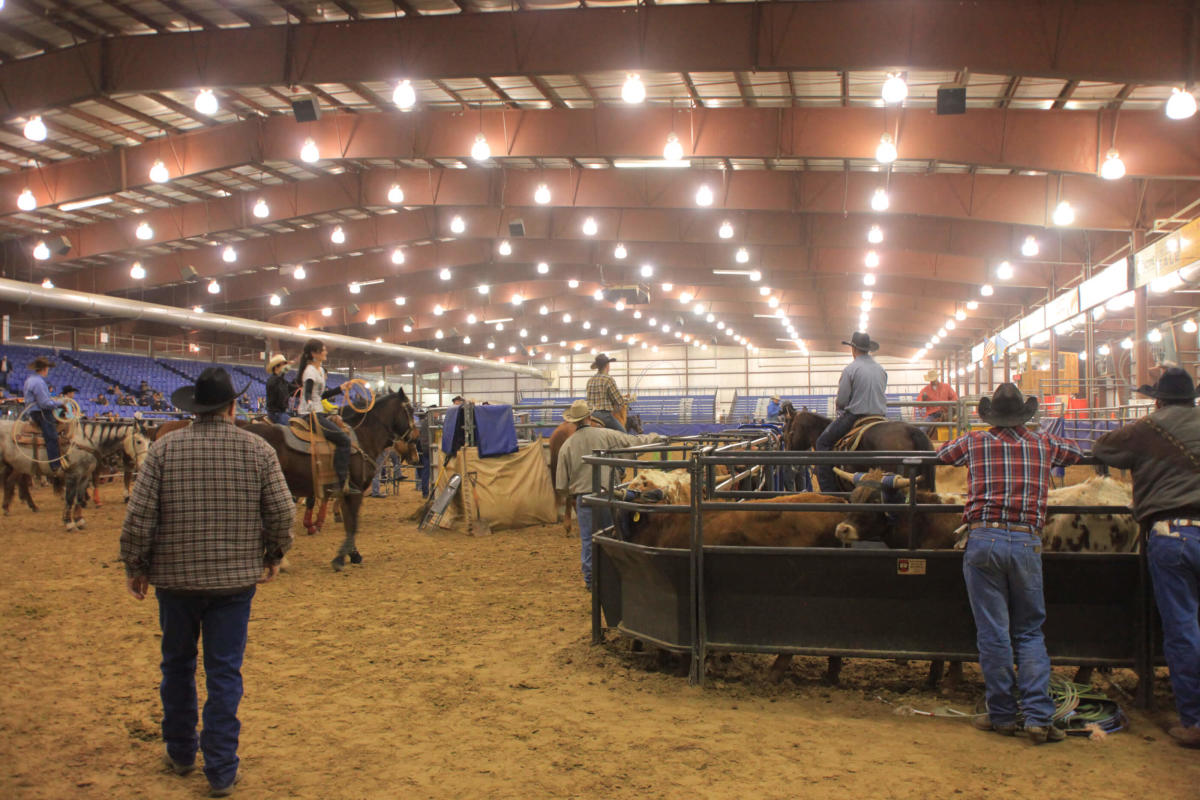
[1042,476,1137,552]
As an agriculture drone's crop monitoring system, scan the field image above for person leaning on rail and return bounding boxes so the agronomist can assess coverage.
[1091,367,1200,749]
[937,383,1083,744]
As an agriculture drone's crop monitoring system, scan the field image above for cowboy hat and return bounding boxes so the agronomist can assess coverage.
[60,385,78,395]
[769,394,781,402]
[841,331,879,352]
[590,353,617,370]
[29,356,54,371]
[267,353,290,373]
[924,369,941,382]
[170,367,247,414]
[562,399,594,423]
[1135,367,1198,401]
[978,382,1038,427]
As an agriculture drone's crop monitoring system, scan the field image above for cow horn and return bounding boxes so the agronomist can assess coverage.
[892,475,911,489]
[833,467,856,483]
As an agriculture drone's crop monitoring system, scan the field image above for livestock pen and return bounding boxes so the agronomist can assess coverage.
[583,446,1161,709]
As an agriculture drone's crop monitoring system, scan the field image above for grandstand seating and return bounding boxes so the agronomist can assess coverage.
[519,393,717,426]
[728,393,916,423]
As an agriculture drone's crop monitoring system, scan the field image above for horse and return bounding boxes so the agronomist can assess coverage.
[243,388,420,570]
[782,410,936,491]
[90,419,150,506]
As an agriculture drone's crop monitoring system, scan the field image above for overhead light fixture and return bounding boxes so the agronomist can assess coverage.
[252,198,270,218]
[292,265,307,280]
[735,247,750,264]
[996,261,1014,280]
[881,73,908,104]
[269,292,281,306]
[1120,337,1133,350]
[1052,200,1075,226]
[592,288,604,300]
[1100,148,1126,180]
[467,313,478,324]
[1098,343,1111,356]
[758,285,771,296]
[966,300,979,310]
[1165,87,1198,120]
[391,247,405,265]
[718,220,734,239]
[613,243,627,259]
[537,261,550,274]
[1021,235,1039,257]
[330,225,346,244]
[497,239,512,256]
[387,184,404,204]
[661,282,673,291]
[875,132,897,164]
[945,320,956,331]
[1182,318,1198,334]
[477,284,489,294]
[561,312,572,323]
[135,221,153,240]
[568,278,580,288]
[695,184,714,207]
[864,250,880,268]
[980,283,994,296]
[863,274,876,286]
[207,280,221,294]
[867,225,884,244]
[17,188,36,211]
[393,80,417,110]
[439,267,452,280]
[640,263,653,278]
[534,184,551,205]
[613,159,691,169]
[300,138,319,163]
[471,133,491,162]
[512,293,524,306]
[349,282,361,294]
[679,291,693,304]
[663,132,684,161]
[367,314,377,326]
[129,261,145,280]
[432,303,443,315]
[622,73,646,104]
[194,89,219,115]
[870,188,890,212]
[23,116,47,142]
[58,195,113,212]
[582,217,598,236]
[749,269,761,282]
[955,309,966,321]
[149,160,169,183]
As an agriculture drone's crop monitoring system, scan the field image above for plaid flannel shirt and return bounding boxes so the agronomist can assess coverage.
[586,374,623,412]
[120,417,295,591]
[938,426,1083,530]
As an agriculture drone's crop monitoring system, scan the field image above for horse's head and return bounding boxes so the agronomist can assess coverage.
[123,425,150,468]
[625,413,644,434]
[350,387,420,463]
[785,411,831,451]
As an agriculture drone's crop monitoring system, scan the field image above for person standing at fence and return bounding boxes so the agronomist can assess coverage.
[415,408,433,498]
[1091,367,1200,748]
[265,354,293,425]
[766,395,782,423]
[121,367,294,797]
[586,353,627,433]
[555,400,662,590]
[938,383,1082,744]
[814,332,888,493]
[918,369,958,423]
[22,357,67,473]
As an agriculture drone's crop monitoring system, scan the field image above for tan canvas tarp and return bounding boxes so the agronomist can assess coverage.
[436,442,556,531]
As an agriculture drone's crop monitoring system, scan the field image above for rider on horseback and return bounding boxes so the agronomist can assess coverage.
[265,353,293,425]
[22,357,67,473]
[815,331,888,493]
[295,339,356,495]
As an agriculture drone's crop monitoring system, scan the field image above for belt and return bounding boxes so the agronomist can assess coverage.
[968,521,1038,534]
[1164,519,1200,529]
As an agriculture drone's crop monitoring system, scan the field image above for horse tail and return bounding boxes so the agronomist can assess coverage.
[908,425,937,490]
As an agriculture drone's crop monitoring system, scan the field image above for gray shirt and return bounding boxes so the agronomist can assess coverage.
[835,354,888,416]
[1092,404,1200,524]
[556,426,662,496]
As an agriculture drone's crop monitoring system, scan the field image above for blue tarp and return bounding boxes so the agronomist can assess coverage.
[440,405,463,456]
[440,404,519,458]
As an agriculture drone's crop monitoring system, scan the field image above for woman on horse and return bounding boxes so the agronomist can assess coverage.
[295,339,357,495]
[266,353,294,425]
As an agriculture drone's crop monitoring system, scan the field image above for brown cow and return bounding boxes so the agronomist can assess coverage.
[832,469,963,550]
[627,493,847,548]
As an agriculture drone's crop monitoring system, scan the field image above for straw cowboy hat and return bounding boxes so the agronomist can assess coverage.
[1135,367,1198,401]
[977,383,1038,427]
[267,353,290,373]
[590,353,617,370]
[769,394,781,402]
[924,369,941,382]
[562,399,594,423]
[171,367,247,414]
[841,331,879,353]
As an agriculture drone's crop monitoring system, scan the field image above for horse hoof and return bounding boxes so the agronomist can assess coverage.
[331,556,345,572]
[349,551,363,565]
[65,522,76,532]
[305,525,318,536]
[75,520,86,530]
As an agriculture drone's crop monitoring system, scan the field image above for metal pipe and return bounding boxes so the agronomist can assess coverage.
[0,277,551,381]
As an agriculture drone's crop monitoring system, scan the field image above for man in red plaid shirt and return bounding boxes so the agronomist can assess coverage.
[938,383,1082,744]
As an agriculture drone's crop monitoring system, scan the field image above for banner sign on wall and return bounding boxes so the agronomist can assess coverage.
[1018,308,1045,340]
[1079,260,1129,310]
[1044,289,1079,328]
[1134,217,1200,289]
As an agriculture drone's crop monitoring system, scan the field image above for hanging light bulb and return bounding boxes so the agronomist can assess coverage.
[41,277,54,289]
[467,313,478,324]
[439,267,452,280]
[1182,318,1198,334]
[149,160,169,183]
[293,265,307,280]
[534,184,551,205]
[450,215,466,234]
[735,247,749,264]
[252,198,270,218]
[498,239,512,256]
[679,291,693,304]
[749,269,762,282]
[661,282,674,291]
[391,247,405,265]
[1165,87,1198,120]
[33,240,50,260]
[320,307,333,317]
[663,132,684,162]
[1148,328,1163,343]
[221,245,237,263]
[718,220,734,239]
[135,221,153,240]
[477,284,489,294]
[300,138,319,163]
[881,73,908,104]
[870,187,890,211]
[349,282,361,295]
[536,261,550,274]
[193,88,219,115]
[23,116,47,142]
[955,309,966,321]
[1120,337,1134,350]
[17,188,36,211]
[875,132,897,164]
[539,305,549,315]
[967,300,979,310]
[980,283,994,296]
[640,263,653,278]
[1021,235,1039,257]
[129,261,145,280]
[387,184,404,204]
[582,217,598,236]
[393,79,417,110]
[621,73,646,104]
[613,243,627,259]
[367,314,376,326]
[207,280,221,294]
[432,303,443,315]
[512,293,524,306]
[1098,344,1111,356]
[867,225,883,245]
[695,184,714,207]
[996,261,1014,280]
[1052,200,1075,226]
[863,273,876,286]
[330,226,345,244]
[1100,148,1126,180]
[864,250,880,268]
[269,293,281,306]
[471,133,491,162]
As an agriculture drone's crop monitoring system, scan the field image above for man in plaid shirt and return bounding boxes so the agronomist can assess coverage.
[586,353,626,432]
[938,383,1082,745]
[121,368,294,797]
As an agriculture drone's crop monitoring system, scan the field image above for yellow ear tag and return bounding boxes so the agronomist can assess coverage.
[633,512,640,522]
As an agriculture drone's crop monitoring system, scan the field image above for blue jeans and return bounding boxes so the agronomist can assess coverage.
[29,409,62,471]
[270,411,290,425]
[157,587,255,790]
[416,448,431,497]
[371,450,403,495]
[1148,522,1200,728]
[814,412,860,493]
[592,410,625,433]
[962,528,1055,728]
[576,495,613,590]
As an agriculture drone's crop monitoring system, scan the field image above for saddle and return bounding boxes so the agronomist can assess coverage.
[284,415,359,499]
[15,419,72,448]
[834,415,889,453]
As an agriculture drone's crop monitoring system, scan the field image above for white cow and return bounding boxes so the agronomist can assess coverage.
[1043,476,1137,553]
[626,469,692,505]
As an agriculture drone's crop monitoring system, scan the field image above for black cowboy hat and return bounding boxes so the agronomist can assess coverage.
[170,367,247,414]
[978,382,1038,427]
[1136,367,1198,401]
[840,331,879,353]
[60,385,78,395]
[591,353,617,370]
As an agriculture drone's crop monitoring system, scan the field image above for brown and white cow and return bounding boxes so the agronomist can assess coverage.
[1043,476,1137,553]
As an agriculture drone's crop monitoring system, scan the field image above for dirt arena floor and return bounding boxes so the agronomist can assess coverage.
[2,469,1198,800]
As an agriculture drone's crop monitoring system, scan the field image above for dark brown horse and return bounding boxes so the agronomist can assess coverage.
[244,389,419,570]
[783,410,936,491]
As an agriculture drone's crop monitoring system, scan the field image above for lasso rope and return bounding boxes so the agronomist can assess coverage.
[341,378,375,413]
[8,396,82,465]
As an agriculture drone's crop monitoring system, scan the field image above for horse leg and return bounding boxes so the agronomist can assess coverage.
[20,475,37,512]
[303,495,318,535]
[1,469,13,516]
[317,497,332,532]
[91,465,103,507]
[823,656,843,685]
[767,654,793,683]
[331,493,363,571]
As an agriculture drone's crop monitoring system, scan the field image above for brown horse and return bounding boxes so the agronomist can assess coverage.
[244,389,419,570]
[783,410,936,491]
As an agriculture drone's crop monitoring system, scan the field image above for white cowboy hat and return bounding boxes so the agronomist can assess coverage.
[267,353,290,372]
[562,399,594,423]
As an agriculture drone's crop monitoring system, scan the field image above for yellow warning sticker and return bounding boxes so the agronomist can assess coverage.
[897,558,927,576]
